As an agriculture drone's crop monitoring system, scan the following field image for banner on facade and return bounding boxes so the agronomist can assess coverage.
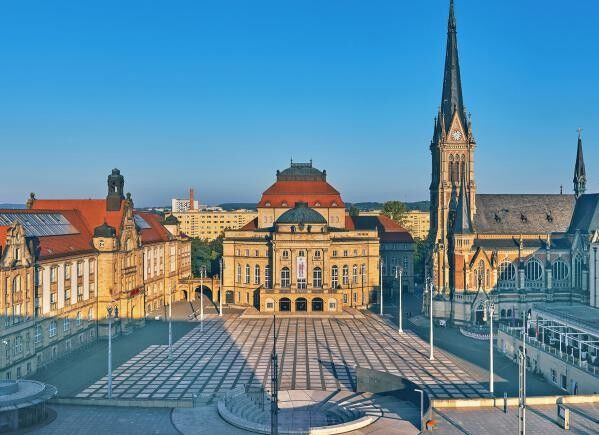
[297,256,307,280]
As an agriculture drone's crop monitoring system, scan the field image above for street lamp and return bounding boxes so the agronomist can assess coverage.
[518,311,531,435]
[106,304,114,399]
[484,299,495,395]
[414,388,424,431]
[395,266,404,334]
[219,258,223,317]
[168,288,173,360]
[379,258,384,316]
[199,266,207,331]
[429,278,434,361]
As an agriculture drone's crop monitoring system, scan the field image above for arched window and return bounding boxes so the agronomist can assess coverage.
[448,155,455,183]
[281,267,290,288]
[331,266,339,288]
[265,265,271,288]
[474,260,485,288]
[352,265,358,284]
[552,260,569,281]
[313,267,322,288]
[236,264,241,283]
[245,264,250,284]
[254,265,260,285]
[574,255,583,288]
[342,265,349,286]
[498,261,516,282]
[525,258,543,282]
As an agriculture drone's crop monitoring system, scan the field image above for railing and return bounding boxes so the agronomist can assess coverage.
[499,324,599,378]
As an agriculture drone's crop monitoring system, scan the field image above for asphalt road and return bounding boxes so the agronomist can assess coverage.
[374,289,563,397]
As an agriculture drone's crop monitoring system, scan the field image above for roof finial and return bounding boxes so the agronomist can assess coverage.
[577,127,583,139]
[448,0,456,31]
[574,129,586,199]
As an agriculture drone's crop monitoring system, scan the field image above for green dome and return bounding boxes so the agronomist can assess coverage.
[276,202,327,225]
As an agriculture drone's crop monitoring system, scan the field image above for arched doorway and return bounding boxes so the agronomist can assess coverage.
[296,297,307,312]
[474,304,485,325]
[195,286,213,302]
[279,298,291,312]
[311,298,323,312]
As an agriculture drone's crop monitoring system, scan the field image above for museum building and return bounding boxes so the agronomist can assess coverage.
[222,161,414,313]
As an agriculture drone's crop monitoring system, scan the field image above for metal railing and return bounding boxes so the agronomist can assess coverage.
[499,324,599,378]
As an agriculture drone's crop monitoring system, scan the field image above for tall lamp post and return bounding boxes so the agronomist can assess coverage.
[395,266,404,334]
[106,305,114,399]
[429,278,434,361]
[518,311,530,435]
[219,258,223,317]
[484,300,495,395]
[270,315,278,435]
[168,287,173,360]
[199,266,206,331]
[379,259,384,315]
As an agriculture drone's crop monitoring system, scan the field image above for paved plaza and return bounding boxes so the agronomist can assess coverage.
[76,311,488,401]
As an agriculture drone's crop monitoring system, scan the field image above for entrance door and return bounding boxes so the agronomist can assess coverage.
[311,298,323,312]
[279,298,291,312]
[296,298,307,312]
[225,290,234,304]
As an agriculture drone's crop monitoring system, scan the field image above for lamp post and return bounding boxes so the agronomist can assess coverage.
[106,305,113,399]
[594,246,597,307]
[484,300,495,395]
[414,388,424,431]
[199,266,206,332]
[379,258,384,316]
[395,267,403,334]
[518,311,530,435]
[270,315,278,435]
[219,258,223,317]
[429,279,434,361]
[168,287,173,360]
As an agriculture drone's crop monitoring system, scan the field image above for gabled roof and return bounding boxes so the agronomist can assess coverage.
[259,181,344,208]
[30,199,125,236]
[473,194,575,235]
[568,193,599,234]
[346,214,414,243]
[134,212,172,244]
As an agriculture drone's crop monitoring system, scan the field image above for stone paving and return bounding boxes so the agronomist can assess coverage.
[75,311,487,401]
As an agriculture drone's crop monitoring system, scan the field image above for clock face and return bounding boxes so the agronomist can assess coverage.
[451,130,462,141]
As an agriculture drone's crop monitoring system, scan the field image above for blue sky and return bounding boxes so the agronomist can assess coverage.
[0,0,597,207]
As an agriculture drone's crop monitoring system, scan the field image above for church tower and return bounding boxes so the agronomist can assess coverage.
[106,168,125,211]
[573,130,586,199]
[429,0,476,291]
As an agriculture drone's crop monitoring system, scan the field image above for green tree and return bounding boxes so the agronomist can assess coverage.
[382,201,408,225]
[348,206,360,217]
[412,238,427,284]
[191,235,224,276]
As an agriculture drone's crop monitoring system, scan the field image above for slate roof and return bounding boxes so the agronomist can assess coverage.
[276,202,327,225]
[473,194,575,235]
[567,193,599,234]
[346,215,414,243]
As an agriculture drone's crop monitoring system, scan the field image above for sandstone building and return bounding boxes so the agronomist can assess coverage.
[222,162,413,313]
[0,169,191,380]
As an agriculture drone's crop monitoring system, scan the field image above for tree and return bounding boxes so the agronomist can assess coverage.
[348,206,360,217]
[191,235,224,277]
[412,238,427,284]
[382,201,408,225]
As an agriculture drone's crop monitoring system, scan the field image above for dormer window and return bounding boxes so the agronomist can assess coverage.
[281,201,288,207]
[314,201,321,207]
[331,202,338,207]
[265,201,271,207]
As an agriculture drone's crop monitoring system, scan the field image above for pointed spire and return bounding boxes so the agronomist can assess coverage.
[574,128,586,198]
[440,0,467,132]
[453,169,473,234]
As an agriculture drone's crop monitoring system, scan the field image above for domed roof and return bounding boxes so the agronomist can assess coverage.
[93,222,116,238]
[276,202,327,225]
[163,214,179,225]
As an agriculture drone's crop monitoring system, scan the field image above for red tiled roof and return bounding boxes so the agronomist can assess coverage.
[0,209,95,259]
[346,214,414,243]
[31,199,125,236]
[241,217,258,230]
[135,212,172,244]
[258,181,344,208]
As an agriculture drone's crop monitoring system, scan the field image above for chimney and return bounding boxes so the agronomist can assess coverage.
[189,188,195,210]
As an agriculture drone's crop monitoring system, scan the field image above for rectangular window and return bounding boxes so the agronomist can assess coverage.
[34,324,42,344]
[50,266,57,283]
[65,265,71,280]
[332,250,337,257]
[77,262,83,277]
[48,321,57,338]
[76,311,82,327]
[63,317,70,332]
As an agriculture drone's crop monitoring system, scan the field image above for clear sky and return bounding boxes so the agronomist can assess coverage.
[0,0,597,207]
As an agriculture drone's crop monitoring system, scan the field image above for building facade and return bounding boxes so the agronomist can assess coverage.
[427,1,595,324]
[402,211,430,241]
[222,162,414,313]
[0,169,191,380]
[172,209,258,240]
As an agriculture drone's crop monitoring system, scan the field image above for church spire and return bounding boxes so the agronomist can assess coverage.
[574,128,586,198]
[440,0,467,132]
[453,169,473,234]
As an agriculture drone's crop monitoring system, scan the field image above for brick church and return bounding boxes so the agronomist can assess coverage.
[428,1,597,324]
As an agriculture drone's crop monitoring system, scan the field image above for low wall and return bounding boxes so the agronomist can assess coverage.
[433,394,599,409]
[355,366,431,430]
[50,397,193,408]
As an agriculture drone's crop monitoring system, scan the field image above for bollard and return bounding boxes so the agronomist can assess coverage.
[503,392,508,414]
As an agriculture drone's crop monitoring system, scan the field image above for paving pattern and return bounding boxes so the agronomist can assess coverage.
[76,312,488,400]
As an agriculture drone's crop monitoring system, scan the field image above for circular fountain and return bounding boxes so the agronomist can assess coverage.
[0,380,57,432]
